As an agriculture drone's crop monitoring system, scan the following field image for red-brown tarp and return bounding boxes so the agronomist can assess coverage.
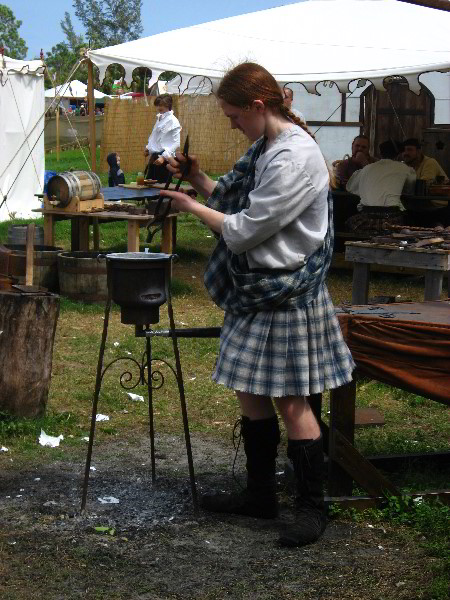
[337,301,450,406]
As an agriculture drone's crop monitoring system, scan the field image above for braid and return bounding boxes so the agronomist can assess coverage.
[280,104,316,141]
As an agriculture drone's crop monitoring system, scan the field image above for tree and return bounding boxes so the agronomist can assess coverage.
[0,4,27,59]
[61,12,84,53]
[44,13,87,89]
[44,42,85,89]
[72,0,143,48]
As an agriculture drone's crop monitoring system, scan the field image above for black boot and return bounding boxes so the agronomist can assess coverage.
[279,436,327,547]
[201,415,280,519]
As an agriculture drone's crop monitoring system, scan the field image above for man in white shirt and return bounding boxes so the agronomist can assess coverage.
[345,140,416,233]
[282,87,306,123]
[144,94,181,183]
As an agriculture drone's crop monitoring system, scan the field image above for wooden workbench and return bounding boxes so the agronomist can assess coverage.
[34,187,178,253]
[35,207,177,254]
[345,241,450,304]
[310,301,450,507]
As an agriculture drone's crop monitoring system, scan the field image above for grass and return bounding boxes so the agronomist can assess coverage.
[1,147,449,597]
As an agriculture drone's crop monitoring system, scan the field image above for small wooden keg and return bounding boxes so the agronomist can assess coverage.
[47,171,101,207]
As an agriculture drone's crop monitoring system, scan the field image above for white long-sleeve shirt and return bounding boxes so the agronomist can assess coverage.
[146,110,181,159]
[222,127,329,271]
[346,159,416,209]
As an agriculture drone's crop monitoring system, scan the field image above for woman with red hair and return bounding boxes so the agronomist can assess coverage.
[161,62,354,547]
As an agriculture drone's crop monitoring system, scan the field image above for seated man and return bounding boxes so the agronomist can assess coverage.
[335,135,376,188]
[282,87,306,123]
[345,140,416,234]
[402,138,448,181]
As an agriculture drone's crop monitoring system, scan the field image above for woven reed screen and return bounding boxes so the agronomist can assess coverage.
[100,95,249,176]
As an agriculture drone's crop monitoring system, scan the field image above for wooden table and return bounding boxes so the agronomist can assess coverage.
[345,241,450,304]
[310,301,450,508]
[34,187,178,253]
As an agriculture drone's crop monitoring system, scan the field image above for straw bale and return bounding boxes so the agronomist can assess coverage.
[100,95,249,177]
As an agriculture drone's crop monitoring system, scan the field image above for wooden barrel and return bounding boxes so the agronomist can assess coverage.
[47,171,101,207]
[7,225,44,246]
[58,251,107,303]
[4,244,62,292]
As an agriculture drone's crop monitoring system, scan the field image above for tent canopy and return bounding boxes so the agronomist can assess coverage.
[45,79,109,99]
[87,0,450,95]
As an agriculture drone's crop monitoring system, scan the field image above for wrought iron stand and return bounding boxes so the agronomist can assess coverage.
[80,287,217,513]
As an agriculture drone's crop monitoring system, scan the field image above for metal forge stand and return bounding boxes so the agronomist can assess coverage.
[81,287,206,512]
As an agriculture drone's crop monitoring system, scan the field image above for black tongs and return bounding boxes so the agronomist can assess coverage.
[149,135,191,222]
[146,136,192,242]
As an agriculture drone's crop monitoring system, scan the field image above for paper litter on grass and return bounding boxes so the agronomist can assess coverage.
[96,414,110,422]
[98,496,119,504]
[38,430,64,447]
[127,392,144,402]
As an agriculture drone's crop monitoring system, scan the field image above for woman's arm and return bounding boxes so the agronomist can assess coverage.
[160,190,224,233]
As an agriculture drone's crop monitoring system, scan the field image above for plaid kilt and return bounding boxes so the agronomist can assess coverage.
[346,207,404,235]
[212,282,355,397]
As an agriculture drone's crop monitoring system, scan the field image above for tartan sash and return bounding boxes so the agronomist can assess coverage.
[204,138,334,314]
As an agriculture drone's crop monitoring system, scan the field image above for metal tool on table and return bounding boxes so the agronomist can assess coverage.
[146,136,192,244]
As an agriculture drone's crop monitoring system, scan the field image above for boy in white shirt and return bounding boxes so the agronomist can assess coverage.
[144,94,181,183]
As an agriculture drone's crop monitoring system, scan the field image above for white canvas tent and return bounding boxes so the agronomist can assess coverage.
[0,56,45,221]
[44,79,110,100]
[87,0,450,95]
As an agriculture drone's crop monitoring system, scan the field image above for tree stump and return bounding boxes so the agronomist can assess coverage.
[0,291,60,417]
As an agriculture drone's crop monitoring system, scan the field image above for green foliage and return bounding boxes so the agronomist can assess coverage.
[94,526,116,535]
[73,0,143,48]
[0,410,78,440]
[329,494,450,599]
[61,11,84,52]
[0,4,27,59]
[45,42,87,90]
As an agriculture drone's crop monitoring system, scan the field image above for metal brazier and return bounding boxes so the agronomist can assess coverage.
[106,252,175,324]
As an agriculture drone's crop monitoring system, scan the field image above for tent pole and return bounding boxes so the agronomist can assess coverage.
[87,60,97,172]
[56,96,60,162]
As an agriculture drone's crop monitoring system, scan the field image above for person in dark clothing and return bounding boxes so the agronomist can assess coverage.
[107,153,125,187]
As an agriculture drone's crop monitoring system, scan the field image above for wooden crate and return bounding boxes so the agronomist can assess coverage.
[44,194,104,212]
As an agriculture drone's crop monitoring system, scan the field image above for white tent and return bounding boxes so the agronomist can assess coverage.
[0,56,45,221]
[44,79,110,100]
[87,0,450,95]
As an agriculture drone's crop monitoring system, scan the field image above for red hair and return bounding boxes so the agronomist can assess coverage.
[217,62,314,139]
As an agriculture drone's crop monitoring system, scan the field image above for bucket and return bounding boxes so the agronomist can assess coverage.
[47,171,101,207]
[7,225,44,246]
[3,244,62,292]
[58,251,107,303]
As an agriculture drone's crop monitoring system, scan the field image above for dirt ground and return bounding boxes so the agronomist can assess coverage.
[0,433,435,600]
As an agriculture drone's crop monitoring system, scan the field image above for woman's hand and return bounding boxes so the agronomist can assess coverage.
[166,151,200,181]
[154,156,165,166]
[159,190,198,213]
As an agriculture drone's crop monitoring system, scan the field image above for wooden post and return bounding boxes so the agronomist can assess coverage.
[25,223,35,286]
[351,262,370,304]
[369,86,377,157]
[424,270,443,301]
[56,102,60,162]
[127,221,140,252]
[87,60,97,172]
[328,381,356,497]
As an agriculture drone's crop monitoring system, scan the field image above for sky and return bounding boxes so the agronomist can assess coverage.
[11,0,304,60]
